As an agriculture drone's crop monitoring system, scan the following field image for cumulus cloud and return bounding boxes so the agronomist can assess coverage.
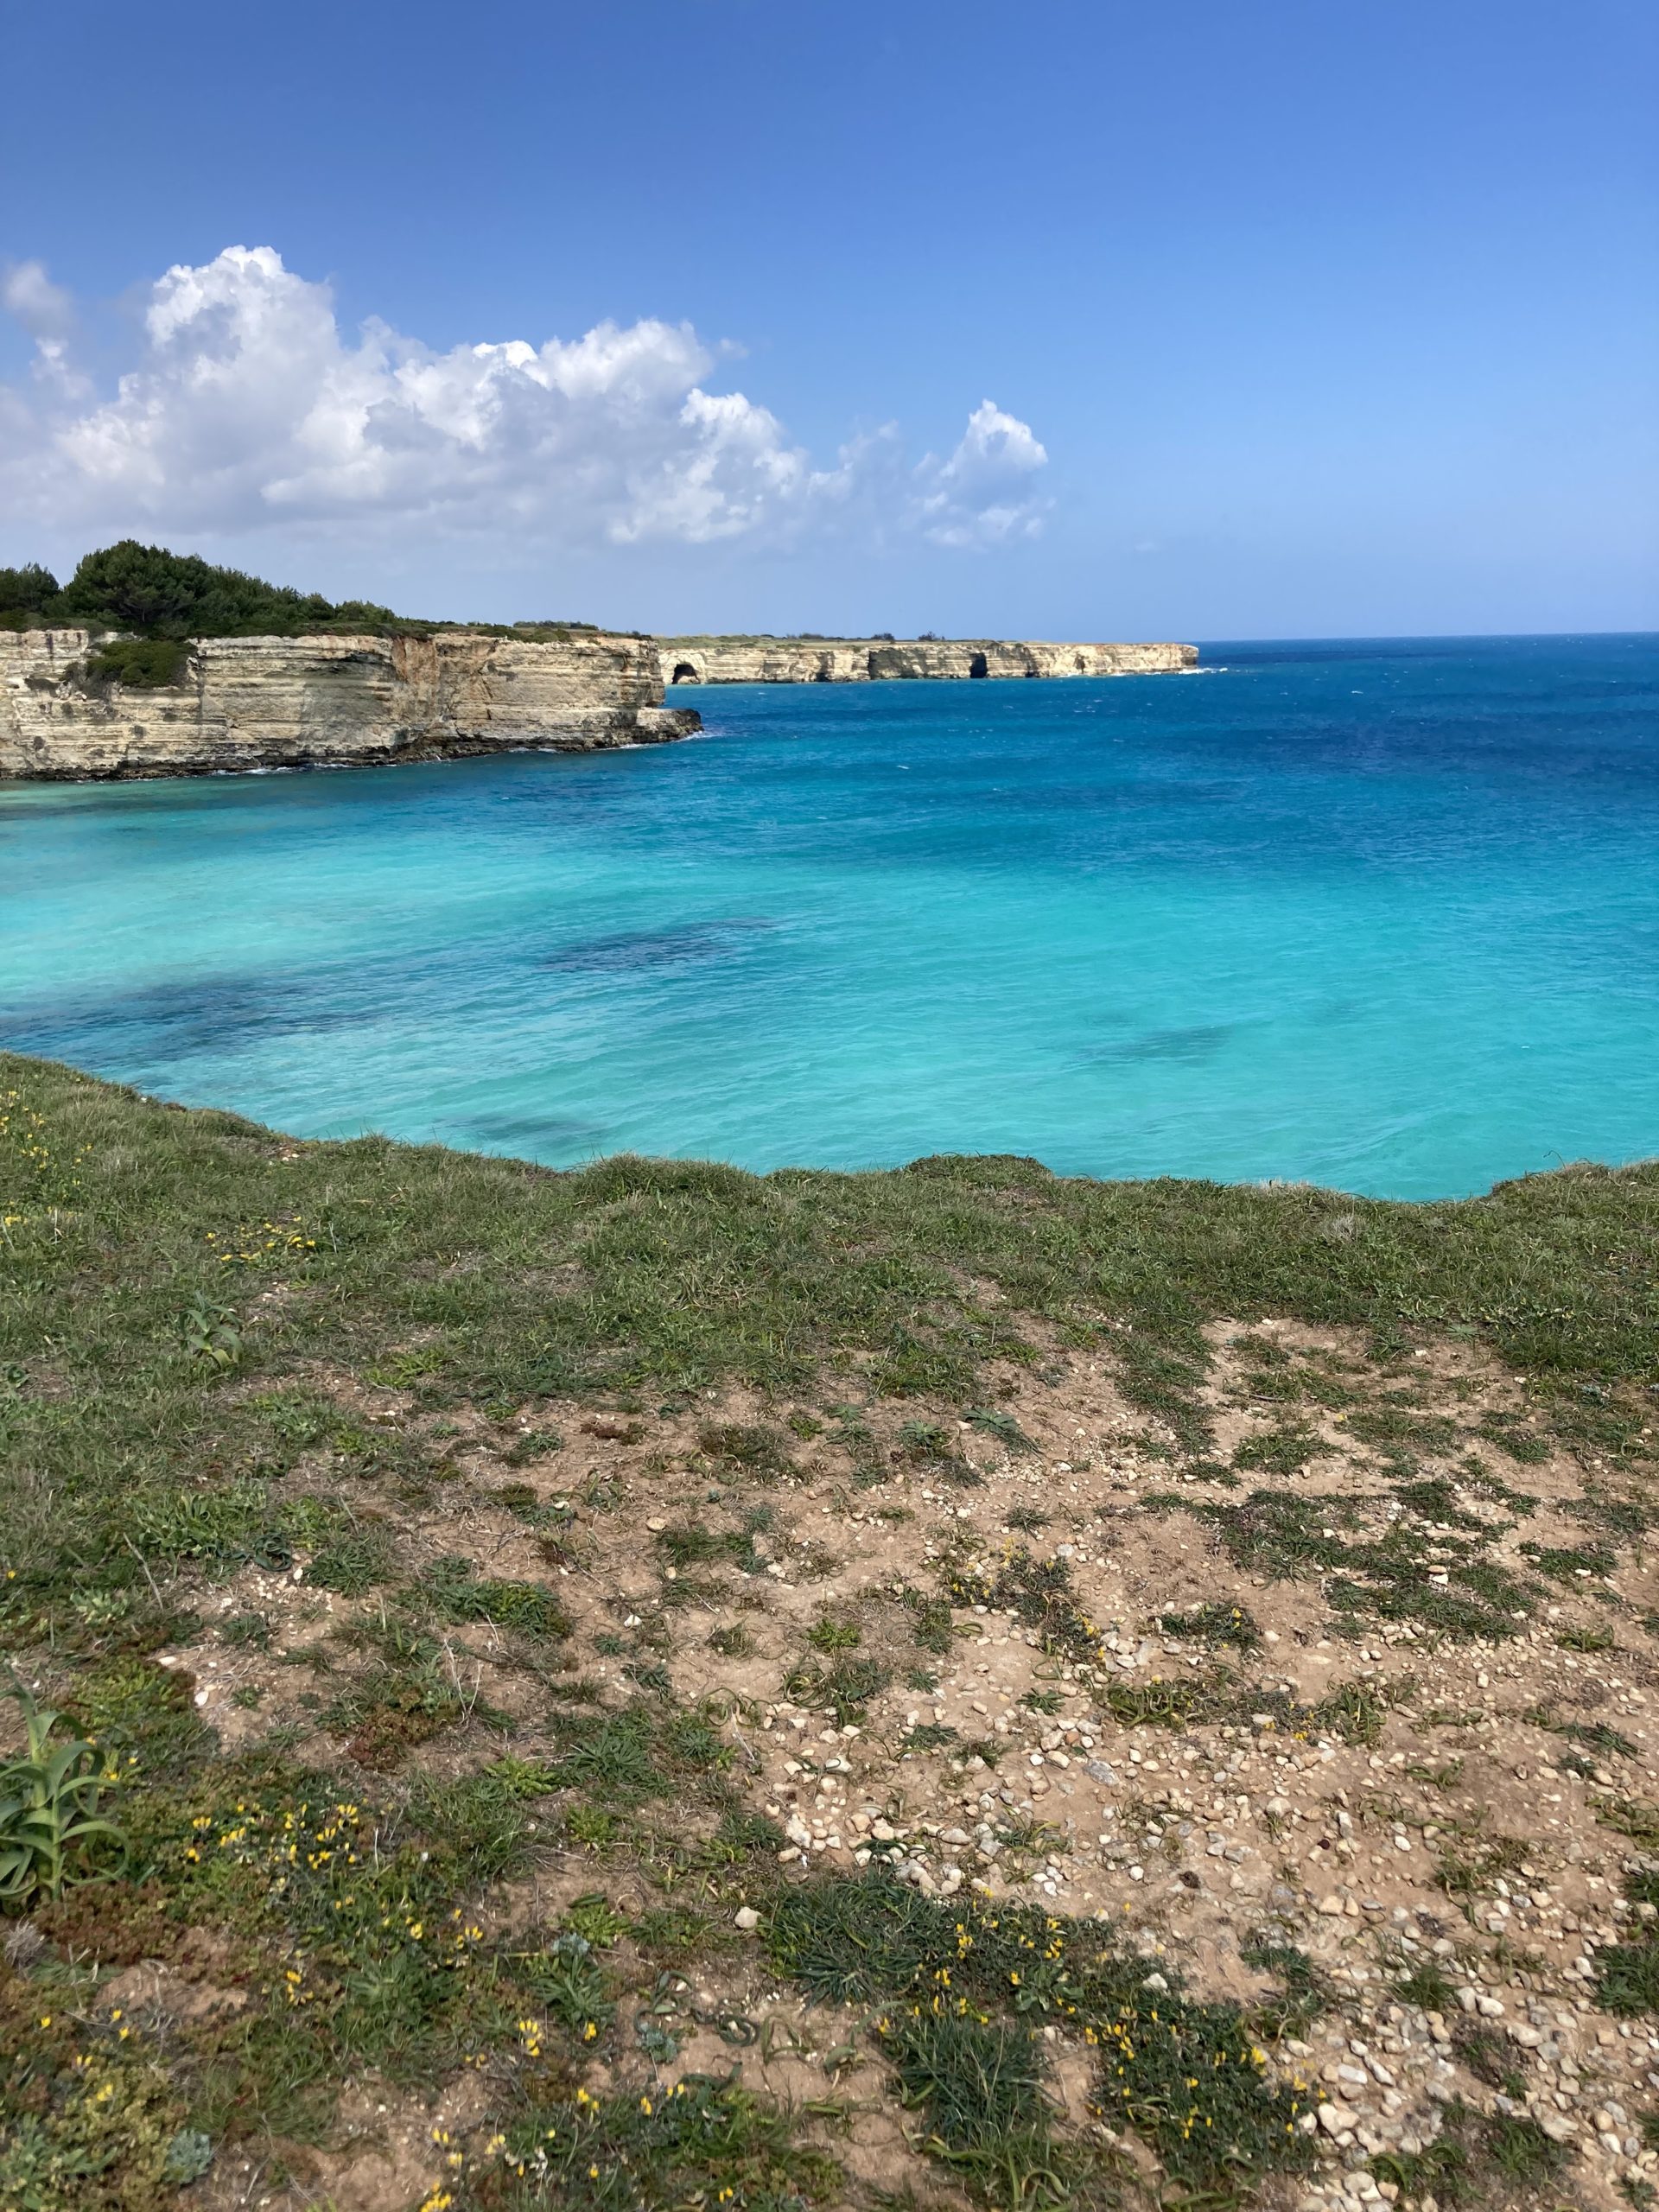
[0,245,1049,555]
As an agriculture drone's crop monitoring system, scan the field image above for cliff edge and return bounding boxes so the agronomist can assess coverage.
[0,629,699,782]
[657,636,1198,683]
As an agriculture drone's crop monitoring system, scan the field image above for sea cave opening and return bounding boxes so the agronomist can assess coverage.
[968,652,988,678]
[671,662,700,684]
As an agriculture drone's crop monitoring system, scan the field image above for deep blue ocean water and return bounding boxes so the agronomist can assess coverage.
[2,634,1656,1199]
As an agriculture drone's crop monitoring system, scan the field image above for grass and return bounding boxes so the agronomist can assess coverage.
[1146,1484,1540,1640]
[1156,1601,1262,1651]
[769,1873,1316,2198]
[1595,1872,1659,2017]
[3,1056,1659,2209]
[1370,2094,1571,2205]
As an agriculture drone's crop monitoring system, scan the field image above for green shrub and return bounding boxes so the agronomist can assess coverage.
[84,635,187,689]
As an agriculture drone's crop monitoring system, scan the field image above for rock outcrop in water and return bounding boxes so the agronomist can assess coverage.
[658,636,1198,683]
[0,628,699,781]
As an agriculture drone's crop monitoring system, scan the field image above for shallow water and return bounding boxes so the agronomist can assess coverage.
[3,634,1656,1198]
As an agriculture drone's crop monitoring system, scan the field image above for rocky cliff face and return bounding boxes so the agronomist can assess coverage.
[0,630,699,781]
[658,637,1198,683]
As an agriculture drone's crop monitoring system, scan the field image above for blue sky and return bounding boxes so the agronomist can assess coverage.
[3,0,1656,639]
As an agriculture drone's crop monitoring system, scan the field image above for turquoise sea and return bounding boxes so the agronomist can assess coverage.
[2,634,1656,1199]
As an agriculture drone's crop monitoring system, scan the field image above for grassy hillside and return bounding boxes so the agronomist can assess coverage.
[1,1052,1656,2212]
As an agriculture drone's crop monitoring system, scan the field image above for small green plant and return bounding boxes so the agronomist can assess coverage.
[901,1722,960,1754]
[1311,1679,1389,1748]
[0,1680,124,1902]
[1157,1600,1262,1650]
[1555,1623,1615,1652]
[963,1407,1034,1453]
[781,1654,891,1726]
[1395,1959,1458,2012]
[162,2129,214,2183]
[1004,1503,1049,1533]
[181,1291,240,1368]
[1240,1937,1332,2039]
[697,1423,794,1480]
[1558,1718,1639,1762]
[806,1618,861,1653]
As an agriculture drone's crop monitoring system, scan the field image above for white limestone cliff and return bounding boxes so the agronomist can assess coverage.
[0,629,698,781]
[658,637,1198,684]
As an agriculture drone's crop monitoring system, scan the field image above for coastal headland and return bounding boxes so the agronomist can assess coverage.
[0,626,1199,781]
[0,627,699,783]
[660,635,1198,683]
[0,529,1197,780]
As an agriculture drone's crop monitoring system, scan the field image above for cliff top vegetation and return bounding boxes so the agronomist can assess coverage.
[0,541,606,648]
[1,1052,1656,2211]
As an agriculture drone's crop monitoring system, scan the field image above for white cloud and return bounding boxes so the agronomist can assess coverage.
[914,401,1051,548]
[2,259,86,396]
[0,245,1049,555]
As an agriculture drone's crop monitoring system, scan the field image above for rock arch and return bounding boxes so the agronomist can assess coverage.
[671,661,700,684]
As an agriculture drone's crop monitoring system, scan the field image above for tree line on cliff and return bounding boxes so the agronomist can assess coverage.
[0,541,404,653]
[0,541,609,684]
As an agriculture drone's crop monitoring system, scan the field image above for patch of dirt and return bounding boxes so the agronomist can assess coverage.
[154,1324,1659,2210]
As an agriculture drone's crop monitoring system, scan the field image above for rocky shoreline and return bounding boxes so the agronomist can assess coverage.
[0,626,1198,782]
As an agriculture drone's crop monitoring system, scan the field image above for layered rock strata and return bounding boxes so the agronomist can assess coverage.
[0,629,699,781]
[658,637,1198,683]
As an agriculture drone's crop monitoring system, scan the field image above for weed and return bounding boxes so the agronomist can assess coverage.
[1240,1938,1332,2039]
[894,1419,977,1486]
[781,1655,891,1726]
[1597,1798,1659,1850]
[306,1523,395,1594]
[900,1723,960,1755]
[1310,1679,1390,1748]
[1395,1960,1458,2012]
[473,2074,840,2208]
[1596,1930,1659,2017]
[806,1618,862,1653]
[877,2007,1052,2180]
[1156,1486,1533,1639]
[0,1680,124,1901]
[220,1610,271,1649]
[1004,1503,1050,1534]
[427,1555,572,1640]
[944,1548,1100,1663]
[1232,1423,1326,1475]
[1484,2110,1571,2185]
[1099,1676,1213,1730]
[698,1423,794,1481]
[1521,1539,1616,1581]
[518,1929,615,2042]
[1157,1601,1262,1650]
[543,1709,667,1807]
[963,1407,1035,1454]
[901,1591,957,1656]
[1435,1827,1529,1904]
[708,1624,755,1658]
[1556,1623,1615,1651]
[181,1291,241,1368]
[1558,1719,1639,1762]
